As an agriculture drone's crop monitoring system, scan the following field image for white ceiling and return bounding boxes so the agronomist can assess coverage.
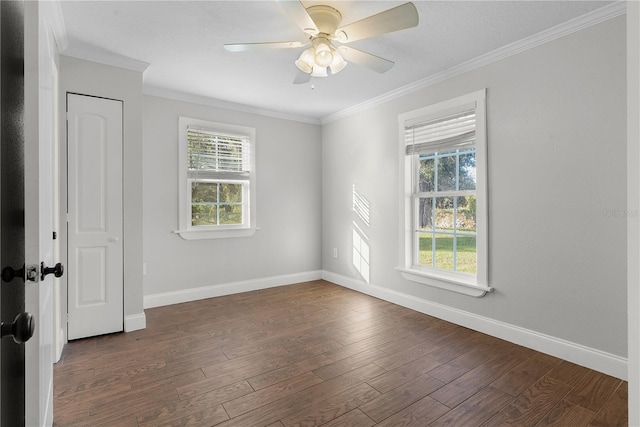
[58,1,617,122]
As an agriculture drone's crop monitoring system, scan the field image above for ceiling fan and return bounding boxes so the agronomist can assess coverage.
[224,1,419,83]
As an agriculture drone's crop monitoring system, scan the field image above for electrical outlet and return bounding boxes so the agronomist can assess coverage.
[333,248,339,259]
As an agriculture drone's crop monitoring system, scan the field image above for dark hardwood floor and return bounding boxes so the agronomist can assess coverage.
[53,280,628,426]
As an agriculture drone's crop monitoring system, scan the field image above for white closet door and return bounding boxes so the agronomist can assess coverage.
[67,94,123,340]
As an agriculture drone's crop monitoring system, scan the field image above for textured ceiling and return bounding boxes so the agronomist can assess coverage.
[59,1,615,122]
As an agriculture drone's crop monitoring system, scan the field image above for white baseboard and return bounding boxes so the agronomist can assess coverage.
[124,312,147,332]
[54,327,65,363]
[322,270,628,381]
[143,270,323,309]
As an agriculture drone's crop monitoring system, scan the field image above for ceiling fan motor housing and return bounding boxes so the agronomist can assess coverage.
[305,5,342,36]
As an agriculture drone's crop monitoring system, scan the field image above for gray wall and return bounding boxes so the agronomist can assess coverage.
[322,17,627,357]
[59,56,145,323]
[142,95,322,297]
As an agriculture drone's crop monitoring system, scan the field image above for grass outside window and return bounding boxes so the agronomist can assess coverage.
[418,233,477,273]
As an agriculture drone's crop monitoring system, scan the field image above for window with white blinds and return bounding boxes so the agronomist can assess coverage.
[404,110,476,155]
[177,117,256,240]
[398,89,491,297]
[187,127,251,179]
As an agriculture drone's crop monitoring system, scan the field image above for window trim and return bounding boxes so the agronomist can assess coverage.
[398,89,492,297]
[176,117,257,240]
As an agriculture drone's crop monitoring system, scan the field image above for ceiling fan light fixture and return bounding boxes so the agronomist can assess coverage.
[329,51,347,74]
[311,65,328,77]
[315,50,333,67]
[313,39,333,67]
[295,47,316,73]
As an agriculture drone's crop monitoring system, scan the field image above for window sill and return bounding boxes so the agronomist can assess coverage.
[174,227,258,240]
[396,267,493,297]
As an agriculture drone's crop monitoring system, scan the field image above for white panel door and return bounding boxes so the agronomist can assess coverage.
[67,94,123,340]
[24,2,58,425]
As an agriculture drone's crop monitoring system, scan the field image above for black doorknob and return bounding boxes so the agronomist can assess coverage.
[1,265,25,282]
[1,312,35,344]
[41,262,63,280]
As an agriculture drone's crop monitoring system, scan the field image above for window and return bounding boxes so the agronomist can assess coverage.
[398,90,491,297]
[177,117,256,240]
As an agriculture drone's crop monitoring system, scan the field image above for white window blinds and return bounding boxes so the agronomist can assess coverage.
[405,110,476,155]
[187,126,250,180]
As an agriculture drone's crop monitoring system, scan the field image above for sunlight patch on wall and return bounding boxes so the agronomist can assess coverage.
[353,185,370,227]
[352,185,371,283]
[352,223,370,283]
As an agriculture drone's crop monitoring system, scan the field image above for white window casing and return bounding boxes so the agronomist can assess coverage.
[398,89,492,297]
[176,117,257,240]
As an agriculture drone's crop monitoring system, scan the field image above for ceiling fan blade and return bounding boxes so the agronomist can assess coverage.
[224,41,306,52]
[338,46,394,74]
[336,2,419,43]
[275,0,319,36]
[293,69,312,84]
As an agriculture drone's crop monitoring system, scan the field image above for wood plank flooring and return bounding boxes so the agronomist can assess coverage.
[53,280,628,426]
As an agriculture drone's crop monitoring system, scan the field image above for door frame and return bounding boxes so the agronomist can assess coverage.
[1,1,28,425]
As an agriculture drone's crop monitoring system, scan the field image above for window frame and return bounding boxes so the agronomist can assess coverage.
[398,89,492,297]
[177,117,256,240]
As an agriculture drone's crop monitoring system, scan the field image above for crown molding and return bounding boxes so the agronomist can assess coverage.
[143,86,322,125]
[61,41,150,73]
[48,0,148,73]
[321,1,627,124]
[46,0,69,53]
